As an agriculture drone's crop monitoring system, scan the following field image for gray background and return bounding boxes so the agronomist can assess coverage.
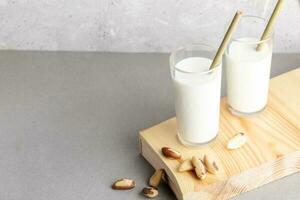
[0,50,299,199]
[0,0,300,52]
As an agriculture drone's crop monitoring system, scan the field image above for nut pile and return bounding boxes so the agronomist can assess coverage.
[111,132,246,197]
[143,169,165,198]
[161,146,219,180]
[112,168,165,198]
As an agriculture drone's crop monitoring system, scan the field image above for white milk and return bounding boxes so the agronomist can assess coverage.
[172,57,222,144]
[225,37,272,114]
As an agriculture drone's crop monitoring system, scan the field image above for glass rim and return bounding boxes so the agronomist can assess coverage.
[170,43,221,75]
[231,15,274,45]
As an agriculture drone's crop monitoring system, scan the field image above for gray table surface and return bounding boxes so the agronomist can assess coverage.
[0,51,299,200]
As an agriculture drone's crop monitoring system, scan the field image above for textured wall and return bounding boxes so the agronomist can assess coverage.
[0,0,299,52]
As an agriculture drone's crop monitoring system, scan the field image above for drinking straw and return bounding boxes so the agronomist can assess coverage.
[209,11,243,70]
[256,0,285,51]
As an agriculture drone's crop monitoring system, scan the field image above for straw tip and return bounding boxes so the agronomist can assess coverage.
[236,10,243,15]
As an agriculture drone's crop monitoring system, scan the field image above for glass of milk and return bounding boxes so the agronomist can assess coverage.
[170,44,222,146]
[224,16,273,116]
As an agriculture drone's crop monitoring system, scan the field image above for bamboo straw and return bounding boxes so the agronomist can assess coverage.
[256,0,285,51]
[209,11,243,70]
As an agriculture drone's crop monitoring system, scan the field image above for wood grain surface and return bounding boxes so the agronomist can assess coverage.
[139,68,300,200]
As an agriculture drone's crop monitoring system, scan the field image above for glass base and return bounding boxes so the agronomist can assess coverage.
[177,132,219,147]
[228,105,266,117]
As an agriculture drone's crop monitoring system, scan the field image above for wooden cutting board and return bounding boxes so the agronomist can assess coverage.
[139,68,300,200]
